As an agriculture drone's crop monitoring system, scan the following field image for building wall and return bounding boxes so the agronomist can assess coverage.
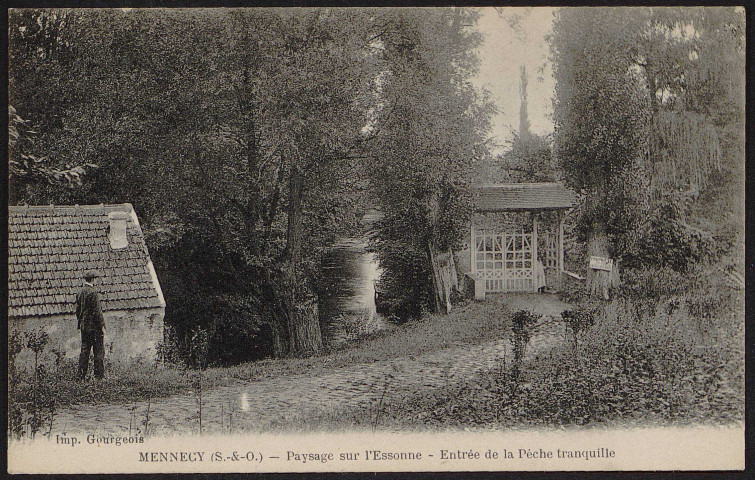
[10,308,165,372]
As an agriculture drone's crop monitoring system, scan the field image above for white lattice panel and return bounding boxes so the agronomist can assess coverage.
[475,231,506,292]
[473,230,535,293]
[544,233,558,269]
[504,233,533,292]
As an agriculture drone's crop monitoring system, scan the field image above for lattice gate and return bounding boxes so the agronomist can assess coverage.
[474,231,534,293]
[474,232,505,292]
[539,232,560,291]
[504,232,533,292]
[542,233,558,269]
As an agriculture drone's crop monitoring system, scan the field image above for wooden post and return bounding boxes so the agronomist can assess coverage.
[502,232,507,293]
[558,211,565,285]
[474,276,486,300]
[470,221,476,274]
[532,214,538,292]
[448,248,459,292]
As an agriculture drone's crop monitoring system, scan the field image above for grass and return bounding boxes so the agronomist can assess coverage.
[256,264,745,432]
[9,297,512,412]
[223,298,512,382]
[11,262,743,433]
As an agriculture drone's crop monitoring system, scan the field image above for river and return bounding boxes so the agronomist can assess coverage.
[318,210,392,346]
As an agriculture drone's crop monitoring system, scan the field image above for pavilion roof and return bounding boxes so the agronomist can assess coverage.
[471,183,576,212]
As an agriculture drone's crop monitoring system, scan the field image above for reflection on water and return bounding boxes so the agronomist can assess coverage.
[240,392,250,412]
[319,212,390,345]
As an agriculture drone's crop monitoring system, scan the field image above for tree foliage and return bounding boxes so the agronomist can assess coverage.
[550,7,744,270]
[7,10,99,203]
[494,66,555,184]
[9,8,383,362]
[367,8,494,317]
[9,105,97,204]
[9,8,493,360]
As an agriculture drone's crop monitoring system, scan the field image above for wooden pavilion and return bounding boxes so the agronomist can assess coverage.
[466,183,575,299]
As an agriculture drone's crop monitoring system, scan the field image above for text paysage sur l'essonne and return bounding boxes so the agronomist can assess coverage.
[134,448,616,463]
[56,434,616,463]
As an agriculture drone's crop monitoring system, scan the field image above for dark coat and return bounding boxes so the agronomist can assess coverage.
[76,284,105,332]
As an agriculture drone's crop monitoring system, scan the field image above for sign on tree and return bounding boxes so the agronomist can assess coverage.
[589,256,613,272]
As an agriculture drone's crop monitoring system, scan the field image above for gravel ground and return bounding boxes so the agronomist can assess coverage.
[52,294,572,436]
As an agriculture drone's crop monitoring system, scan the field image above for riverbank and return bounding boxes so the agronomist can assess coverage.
[318,235,387,347]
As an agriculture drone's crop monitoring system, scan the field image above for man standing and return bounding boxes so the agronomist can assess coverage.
[76,270,106,380]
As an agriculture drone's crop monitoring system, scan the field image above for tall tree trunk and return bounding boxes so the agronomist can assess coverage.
[270,320,287,358]
[277,166,323,356]
[284,167,304,262]
[243,118,262,234]
[261,268,290,358]
[264,165,286,231]
[428,243,458,314]
[586,221,617,299]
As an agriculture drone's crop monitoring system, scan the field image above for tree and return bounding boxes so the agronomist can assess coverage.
[497,65,555,183]
[9,105,97,204]
[518,65,531,145]
[8,9,98,204]
[9,8,383,361]
[550,7,744,289]
[368,8,494,317]
[254,9,383,355]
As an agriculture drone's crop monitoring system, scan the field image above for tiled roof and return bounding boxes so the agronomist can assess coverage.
[471,183,576,212]
[8,204,164,318]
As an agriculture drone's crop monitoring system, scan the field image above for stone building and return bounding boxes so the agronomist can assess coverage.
[8,204,165,369]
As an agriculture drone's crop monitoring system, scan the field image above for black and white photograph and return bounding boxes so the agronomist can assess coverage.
[7,6,745,473]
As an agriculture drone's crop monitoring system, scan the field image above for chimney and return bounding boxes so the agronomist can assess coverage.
[108,211,129,250]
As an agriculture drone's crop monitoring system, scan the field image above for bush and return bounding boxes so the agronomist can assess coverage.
[561,307,594,336]
[621,197,730,272]
[619,265,740,321]
[373,239,434,320]
[510,310,539,372]
[618,266,693,299]
[561,307,595,362]
[352,272,743,429]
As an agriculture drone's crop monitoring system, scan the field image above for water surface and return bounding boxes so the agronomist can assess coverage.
[318,211,389,345]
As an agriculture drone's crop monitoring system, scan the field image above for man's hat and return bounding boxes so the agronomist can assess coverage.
[84,270,101,280]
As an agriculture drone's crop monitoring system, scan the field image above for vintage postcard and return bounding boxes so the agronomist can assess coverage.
[7,6,745,473]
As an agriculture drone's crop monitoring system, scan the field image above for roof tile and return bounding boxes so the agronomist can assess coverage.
[8,204,163,318]
[472,183,576,212]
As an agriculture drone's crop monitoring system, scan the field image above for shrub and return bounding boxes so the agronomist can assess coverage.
[373,239,434,320]
[621,197,730,272]
[329,308,385,345]
[561,307,595,362]
[510,310,539,376]
[619,264,740,323]
[353,275,743,429]
[558,276,589,305]
[618,266,692,299]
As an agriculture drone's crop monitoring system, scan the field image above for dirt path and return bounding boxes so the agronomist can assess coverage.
[53,294,572,436]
